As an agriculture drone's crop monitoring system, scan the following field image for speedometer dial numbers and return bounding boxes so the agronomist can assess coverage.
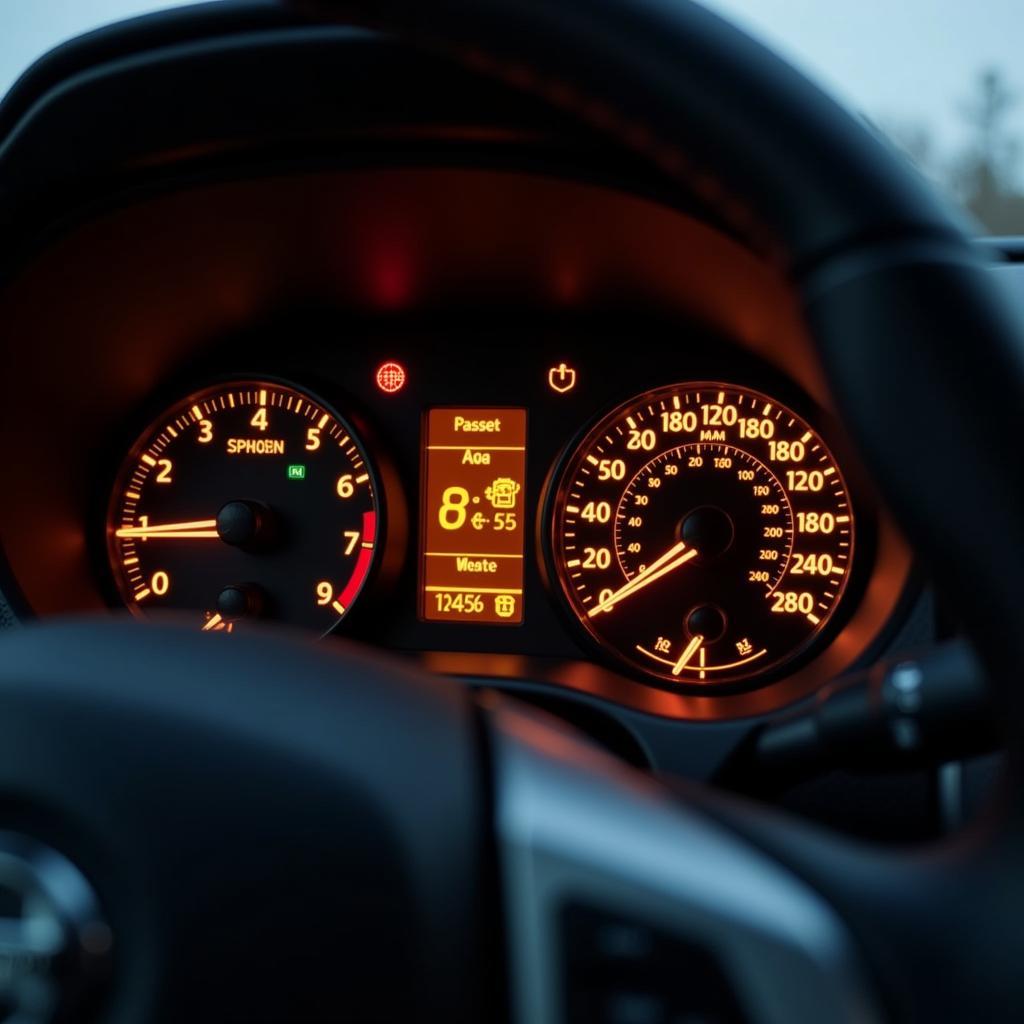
[550,384,854,687]
[107,380,382,635]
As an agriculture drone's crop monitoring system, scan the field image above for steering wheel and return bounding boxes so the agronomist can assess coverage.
[3,1,1023,1020]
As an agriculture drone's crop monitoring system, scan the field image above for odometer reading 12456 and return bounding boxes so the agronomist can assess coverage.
[550,383,854,687]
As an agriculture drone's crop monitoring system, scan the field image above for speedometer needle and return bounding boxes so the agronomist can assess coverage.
[114,519,219,539]
[587,541,698,617]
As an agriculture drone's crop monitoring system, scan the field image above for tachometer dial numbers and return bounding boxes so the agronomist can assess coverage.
[107,380,382,634]
[550,384,854,687]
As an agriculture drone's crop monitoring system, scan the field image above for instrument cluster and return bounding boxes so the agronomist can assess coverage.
[94,321,915,716]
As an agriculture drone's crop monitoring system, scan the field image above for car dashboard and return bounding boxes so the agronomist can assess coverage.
[0,4,1015,830]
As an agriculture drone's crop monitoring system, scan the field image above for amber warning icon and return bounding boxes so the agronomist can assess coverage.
[548,363,577,394]
[485,477,521,509]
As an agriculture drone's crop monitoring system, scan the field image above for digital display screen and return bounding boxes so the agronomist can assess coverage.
[420,408,527,624]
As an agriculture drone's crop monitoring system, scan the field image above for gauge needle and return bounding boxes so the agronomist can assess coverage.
[588,541,698,617]
[671,634,704,677]
[114,518,219,539]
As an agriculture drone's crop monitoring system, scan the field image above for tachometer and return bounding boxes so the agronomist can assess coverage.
[549,383,854,686]
[107,379,381,634]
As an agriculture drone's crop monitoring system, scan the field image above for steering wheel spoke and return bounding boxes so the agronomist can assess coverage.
[487,698,882,1023]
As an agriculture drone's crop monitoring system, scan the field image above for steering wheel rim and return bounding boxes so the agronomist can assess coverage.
[2,0,1023,1019]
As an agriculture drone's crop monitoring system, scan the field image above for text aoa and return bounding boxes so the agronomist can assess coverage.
[227,438,285,455]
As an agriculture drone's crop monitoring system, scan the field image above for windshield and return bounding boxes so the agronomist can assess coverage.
[2,0,1023,234]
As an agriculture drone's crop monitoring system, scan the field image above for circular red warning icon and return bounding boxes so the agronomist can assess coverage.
[375,362,407,394]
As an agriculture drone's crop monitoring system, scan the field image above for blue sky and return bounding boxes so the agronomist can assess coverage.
[2,0,1022,184]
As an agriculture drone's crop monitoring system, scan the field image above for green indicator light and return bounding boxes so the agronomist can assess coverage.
[287,464,307,480]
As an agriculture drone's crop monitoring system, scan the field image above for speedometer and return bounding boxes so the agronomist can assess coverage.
[548,383,854,687]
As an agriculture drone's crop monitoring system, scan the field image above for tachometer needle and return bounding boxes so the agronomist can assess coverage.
[114,518,219,539]
[587,541,698,617]
[671,634,704,677]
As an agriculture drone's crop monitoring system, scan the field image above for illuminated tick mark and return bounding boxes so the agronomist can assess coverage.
[355,473,369,484]
[801,431,812,443]
[134,588,152,602]
[259,389,267,406]
[763,403,772,415]
[566,558,581,568]
[331,600,347,615]
[586,455,599,466]
[318,413,329,429]
[806,612,821,625]
[141,454,156,466]
[191,405,203,421]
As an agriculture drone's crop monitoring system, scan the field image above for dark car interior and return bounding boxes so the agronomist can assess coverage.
[1,1,1022,1021]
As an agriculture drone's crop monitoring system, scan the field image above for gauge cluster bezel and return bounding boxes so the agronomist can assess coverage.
[68,308,915,721]
[103,376,392,635]
[541,379,869,697]
[89,367,409,640]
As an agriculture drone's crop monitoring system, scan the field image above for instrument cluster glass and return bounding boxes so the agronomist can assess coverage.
[100,344,883,707]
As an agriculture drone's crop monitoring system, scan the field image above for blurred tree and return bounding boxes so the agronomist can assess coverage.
[952,68,1024,233]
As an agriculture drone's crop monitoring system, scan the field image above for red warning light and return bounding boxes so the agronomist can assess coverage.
[375,362,407,394]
